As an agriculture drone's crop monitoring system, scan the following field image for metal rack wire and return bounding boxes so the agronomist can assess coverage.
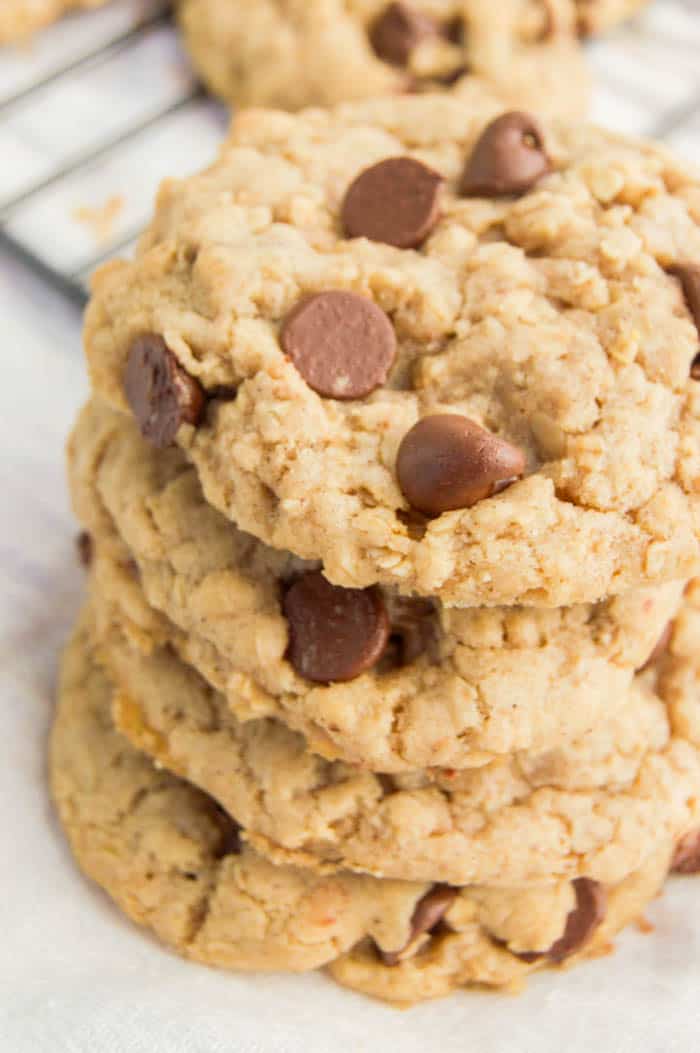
[2,0,700,304]
[0,0,226,302]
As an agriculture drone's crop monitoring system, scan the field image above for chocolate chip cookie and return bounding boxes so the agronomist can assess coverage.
[177,0,589,118]
[84,97,700,607]
[88,557,700,888]
[50,609,679,1003]
[70,400,684,772]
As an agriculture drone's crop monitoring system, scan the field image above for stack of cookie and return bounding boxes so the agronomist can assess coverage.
[53,92,700,1005]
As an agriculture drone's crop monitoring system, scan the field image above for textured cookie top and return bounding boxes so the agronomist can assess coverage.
[95,558,700,887]
[70,401,683,772]
[85,96,700,606]
[178,0,588,118]
[51,613,671,1003]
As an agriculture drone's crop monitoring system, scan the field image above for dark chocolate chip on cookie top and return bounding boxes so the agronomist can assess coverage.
[124,334,205,448]
[396,414,526,516]
[462,111,550,197]
[280,291,396,399]
[342,156,444,249]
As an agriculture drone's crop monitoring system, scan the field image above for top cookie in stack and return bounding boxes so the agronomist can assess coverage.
[84,94,700,609]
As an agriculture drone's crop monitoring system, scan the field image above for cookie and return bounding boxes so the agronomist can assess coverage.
[89,563,700,888]
[0,0,107,42]
[84,96,700,608]
[177,0,589,119]
[576,0,649,34]
[50,609,678,1003]
[69,400,684,772]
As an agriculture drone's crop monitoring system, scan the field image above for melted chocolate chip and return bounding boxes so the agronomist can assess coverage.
[342,157,444,249]
[124,334,205,448]
[381,884,457,966]
[283,571,390,683]
[280,291,396,399]
[396,414,526,516]
[518,878,607,964]
[672,829,700,874]
[461,111,550,198]
[668,264,700,378]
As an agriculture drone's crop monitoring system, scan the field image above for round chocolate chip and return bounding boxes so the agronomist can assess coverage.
[461,111,550,198]
[369,2,438,67]
[381,884,457,966]
[124,334,205,449]
[396,414,526,517]
[668,264,700,378]
[283,571,390,683]
[342,157,444,250]
[672,829,700,874]
[518,878,607,964]
[280,291,396,399]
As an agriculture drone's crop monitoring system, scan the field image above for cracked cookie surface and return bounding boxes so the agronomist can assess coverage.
[69,400,684,772]
[177,0,588,118]
[50,609,676,1003]
[85,96,700,607]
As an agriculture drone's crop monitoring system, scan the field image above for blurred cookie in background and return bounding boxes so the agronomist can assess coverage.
[177,0,590,119]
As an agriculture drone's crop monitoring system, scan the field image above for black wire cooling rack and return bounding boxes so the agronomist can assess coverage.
[2,0,700,303]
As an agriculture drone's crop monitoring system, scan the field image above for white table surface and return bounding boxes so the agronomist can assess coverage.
[4,4,700,1049]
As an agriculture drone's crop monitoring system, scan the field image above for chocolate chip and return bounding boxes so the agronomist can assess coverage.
[396,414,526,517]
[212,810,242,860]
[444,15,464,44]
[668,264,700,378]
[124,334,205,449]
[388,596,440,664]
[280,291,396,399]
[76,531,93,569]
[461,111,550,198]
[639,621,673,671]
[369,3,438,67]
[381,884,457,966]
[518,878,607,964]
[342,157,444,250]
[672,829,700,874]
[208,384,238,402]
[283,571,390,683]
